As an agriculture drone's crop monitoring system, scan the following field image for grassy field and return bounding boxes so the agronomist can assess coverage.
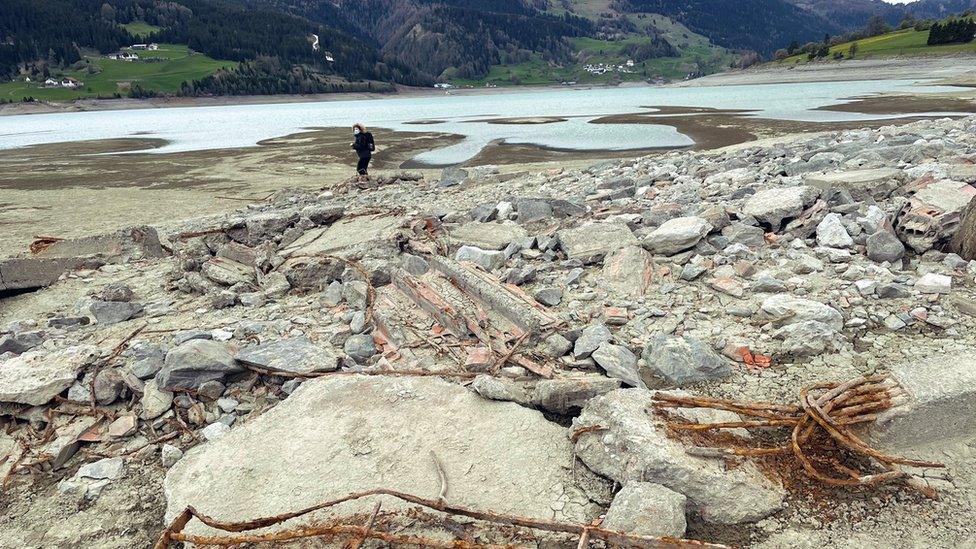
[0,44,232,101]
[121,20,162,38]
[780,26,976,64]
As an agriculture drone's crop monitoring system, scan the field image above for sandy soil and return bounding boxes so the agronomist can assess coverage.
[2,75,974,257]
[672,56,976,87]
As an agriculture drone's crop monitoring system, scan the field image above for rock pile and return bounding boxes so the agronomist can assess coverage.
[2,115,976,547]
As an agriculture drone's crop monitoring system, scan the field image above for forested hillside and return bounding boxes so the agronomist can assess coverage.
[611,0,842,54]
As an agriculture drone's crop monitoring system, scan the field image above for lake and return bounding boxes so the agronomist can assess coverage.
[0,80,966,166]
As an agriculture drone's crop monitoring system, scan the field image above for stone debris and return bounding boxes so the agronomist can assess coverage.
[3,115,976,548]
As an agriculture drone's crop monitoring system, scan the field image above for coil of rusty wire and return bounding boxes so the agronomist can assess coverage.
[652,374,945,499]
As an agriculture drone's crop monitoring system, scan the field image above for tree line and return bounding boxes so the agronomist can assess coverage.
[927,18,976,45]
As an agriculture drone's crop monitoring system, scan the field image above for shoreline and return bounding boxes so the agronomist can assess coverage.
[0,82,649,118]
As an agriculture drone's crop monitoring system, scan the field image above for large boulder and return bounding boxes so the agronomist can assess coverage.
[156,340,242,390]
[0,346,98,405]
[602,245,654,297]
[165,375,600,537]
[573,389,785,524]
[640,335,730,388]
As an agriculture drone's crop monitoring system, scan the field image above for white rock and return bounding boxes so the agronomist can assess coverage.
[642,216,712,255]
[815,213,854,249]
[0,346,98,406]
[915,273,951,294]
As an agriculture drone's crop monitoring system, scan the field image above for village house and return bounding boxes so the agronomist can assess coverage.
[108,52,140,61]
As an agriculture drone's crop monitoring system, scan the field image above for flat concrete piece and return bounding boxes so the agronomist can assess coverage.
[449,222,527,251]
[281,213,404,256]
[0,346,98,406]
[871,353,976,449]
[557,222,637,263]
[235,337,341,374]
[805,168,904,199]
[164,375,597,536]
[0,257,84,291]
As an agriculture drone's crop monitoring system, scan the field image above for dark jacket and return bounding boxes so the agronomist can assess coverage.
[352,132,375,158]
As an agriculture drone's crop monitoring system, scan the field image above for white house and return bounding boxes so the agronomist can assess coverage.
[434,83,454,89]
[147,43,159,50]
[44,78,59,86]
[131,43,148,50]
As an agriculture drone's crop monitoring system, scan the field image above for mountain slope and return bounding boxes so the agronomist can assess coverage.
[613,0,842,54]
[0,0,427,99]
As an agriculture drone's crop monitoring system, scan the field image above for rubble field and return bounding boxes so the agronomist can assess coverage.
[2,116,976,548]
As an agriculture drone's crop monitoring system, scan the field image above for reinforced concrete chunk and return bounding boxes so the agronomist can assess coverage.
[429,257,559,335]
[871,353,976,449]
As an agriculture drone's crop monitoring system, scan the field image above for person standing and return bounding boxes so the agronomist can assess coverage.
[351,123,375,180]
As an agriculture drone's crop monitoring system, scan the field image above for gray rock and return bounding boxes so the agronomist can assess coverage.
[450,222,527,251]
[202,258,255,287]
[471,375,532,406]
[98,282,134,302]
[866,230,905,263]
[640,335,730,387]
[93,368,124,405]
[0,346,98,405]
[574,389,784,524]
[540,333,572,358]
[76,457,124,480]
[515,198,554,223]
[438,166,469,188]
[557,222,638,264]
[721,222,766,247]
[157,340,242,391]
[915,273,951,294]
[455,245,506,271]
[140,380,174,419]
[876,282,911,299]
[197,380,226,400]
[760,294,843,331]
[343,334,376,363]
[591,343,642,388]
[532,376,621,414]
[603,482,687,538]
[772,320,841,356]
[643,216,712,255]
[202,422,231,442]
[815,213,854,249]
[89,300,143,325]
[742,186,819,229]
[602,245,654,297]
[400,254,429,276]
[161,444,184,468]
[236,337,341,375]
[573,323,612,359]
[533,287,563,307]
[0,332,43,355]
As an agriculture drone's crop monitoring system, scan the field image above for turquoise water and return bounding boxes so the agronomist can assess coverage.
[0,80,965,165]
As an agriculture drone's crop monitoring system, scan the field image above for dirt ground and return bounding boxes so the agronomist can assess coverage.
[2,89,974,257]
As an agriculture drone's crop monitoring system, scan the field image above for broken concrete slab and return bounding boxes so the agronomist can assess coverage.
[742,186,820,230]
[871,353,976,449]
[642,216,712,256]
[449,222,527,251]
[2,226,166,291]
[156,340,242,391]
[429,257,560,335]
[392,271,476,339]
[164,375,599,536]
[640,335,730,388]
[280,213,405,256]
[235,337,341,375]
[573,388,785,524]
[556,222,638,264]
[804,168,904,200]
[532,375,621,415]
[0,346,98,406]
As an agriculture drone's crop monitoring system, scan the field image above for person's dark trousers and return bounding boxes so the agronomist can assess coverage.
[357,155,371,175]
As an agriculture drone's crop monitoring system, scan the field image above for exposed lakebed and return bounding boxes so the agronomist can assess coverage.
[0,79,969,166]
